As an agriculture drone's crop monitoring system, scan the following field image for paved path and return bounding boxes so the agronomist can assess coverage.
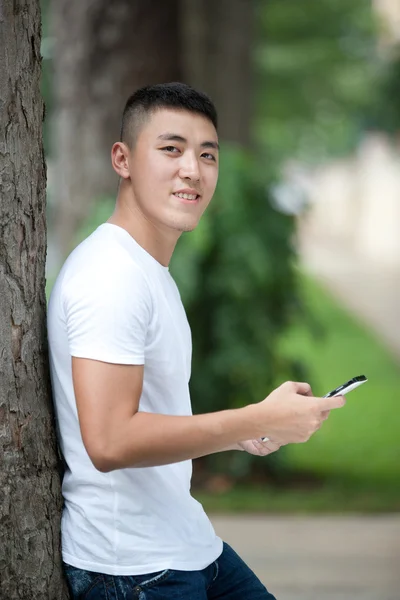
[211,515,400,600]
[298,235,400,360]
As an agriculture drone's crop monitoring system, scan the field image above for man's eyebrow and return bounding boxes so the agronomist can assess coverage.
[201,140,219,151]
[157,133,219,151]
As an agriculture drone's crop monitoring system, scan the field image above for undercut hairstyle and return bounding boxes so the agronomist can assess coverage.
[120,82,218,148]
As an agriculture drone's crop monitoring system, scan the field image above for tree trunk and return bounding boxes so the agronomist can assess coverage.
[0,1,67,597]
[49,0,182,263]
[181,0,254,147]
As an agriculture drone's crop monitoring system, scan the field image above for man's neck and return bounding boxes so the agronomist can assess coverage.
[107,192,179,268]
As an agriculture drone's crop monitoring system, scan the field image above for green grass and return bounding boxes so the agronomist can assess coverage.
[194,479,400,514]
[278,272,400,483]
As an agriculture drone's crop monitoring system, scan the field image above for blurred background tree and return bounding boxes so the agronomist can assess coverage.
[256,0,377,167]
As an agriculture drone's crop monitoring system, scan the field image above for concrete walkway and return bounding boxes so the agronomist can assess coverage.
[298,234,400,361]
[211,515,400,600]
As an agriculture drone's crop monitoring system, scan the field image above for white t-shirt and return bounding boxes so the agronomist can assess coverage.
[47,223,223,576]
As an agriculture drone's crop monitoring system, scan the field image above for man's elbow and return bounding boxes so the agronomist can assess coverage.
[91,454,115,473]
[86,447,114,472]
[84,438,119,473]
[85,440,142,472]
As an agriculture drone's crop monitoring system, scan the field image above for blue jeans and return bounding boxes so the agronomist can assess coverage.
[63,541,277,599]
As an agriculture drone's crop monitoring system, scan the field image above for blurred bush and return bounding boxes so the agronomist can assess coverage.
[366,51,400,134]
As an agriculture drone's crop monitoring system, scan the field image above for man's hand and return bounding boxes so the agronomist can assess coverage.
[250,381,346,445]
[238,438,282,456]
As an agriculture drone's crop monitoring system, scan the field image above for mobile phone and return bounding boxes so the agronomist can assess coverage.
[322,374,368,398]
[260,375,367,442]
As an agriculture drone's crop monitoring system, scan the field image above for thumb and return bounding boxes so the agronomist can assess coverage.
[319,395,346,411]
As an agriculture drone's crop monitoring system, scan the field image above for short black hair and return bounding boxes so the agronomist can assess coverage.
[120,82,218,147]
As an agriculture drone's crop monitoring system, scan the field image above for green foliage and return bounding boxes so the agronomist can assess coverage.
[256,0,378,165]
[365,50,400,134]
[72,196,115,248]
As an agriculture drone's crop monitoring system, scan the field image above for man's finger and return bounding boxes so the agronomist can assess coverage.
[259,440,280,451]
[294,382,313,397]
[319,395,346,411]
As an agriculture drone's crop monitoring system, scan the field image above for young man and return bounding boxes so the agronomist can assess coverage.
[47,82,344,599]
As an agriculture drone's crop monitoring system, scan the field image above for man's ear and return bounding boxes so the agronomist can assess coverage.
[111,142,131,179]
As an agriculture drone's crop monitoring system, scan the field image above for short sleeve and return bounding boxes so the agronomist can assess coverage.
[63,259,152,365]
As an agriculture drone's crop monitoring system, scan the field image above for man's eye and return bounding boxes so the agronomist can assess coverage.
[202,153,216,161]
[162,146,179,153]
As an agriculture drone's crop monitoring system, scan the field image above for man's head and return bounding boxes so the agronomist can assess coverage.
[112,82,219,235]
[120,82,218,149]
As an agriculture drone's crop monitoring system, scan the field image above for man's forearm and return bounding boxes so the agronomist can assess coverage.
[96,407,258,471]
[219,443,242,452]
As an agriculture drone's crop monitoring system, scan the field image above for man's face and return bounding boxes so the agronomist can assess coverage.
[126,108,219,233]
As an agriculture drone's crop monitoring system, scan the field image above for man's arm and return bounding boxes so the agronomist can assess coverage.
[72,357,345,472]
[72,357,259,471]
[218,441,282,454]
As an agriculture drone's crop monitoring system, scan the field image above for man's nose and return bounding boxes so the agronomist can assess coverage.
[179,154,200,181]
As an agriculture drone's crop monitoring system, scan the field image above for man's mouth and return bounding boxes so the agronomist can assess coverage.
[173,192,200,201]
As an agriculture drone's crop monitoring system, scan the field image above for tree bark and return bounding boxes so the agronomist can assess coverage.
[49,0,182,262]
[0,1,67,597]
